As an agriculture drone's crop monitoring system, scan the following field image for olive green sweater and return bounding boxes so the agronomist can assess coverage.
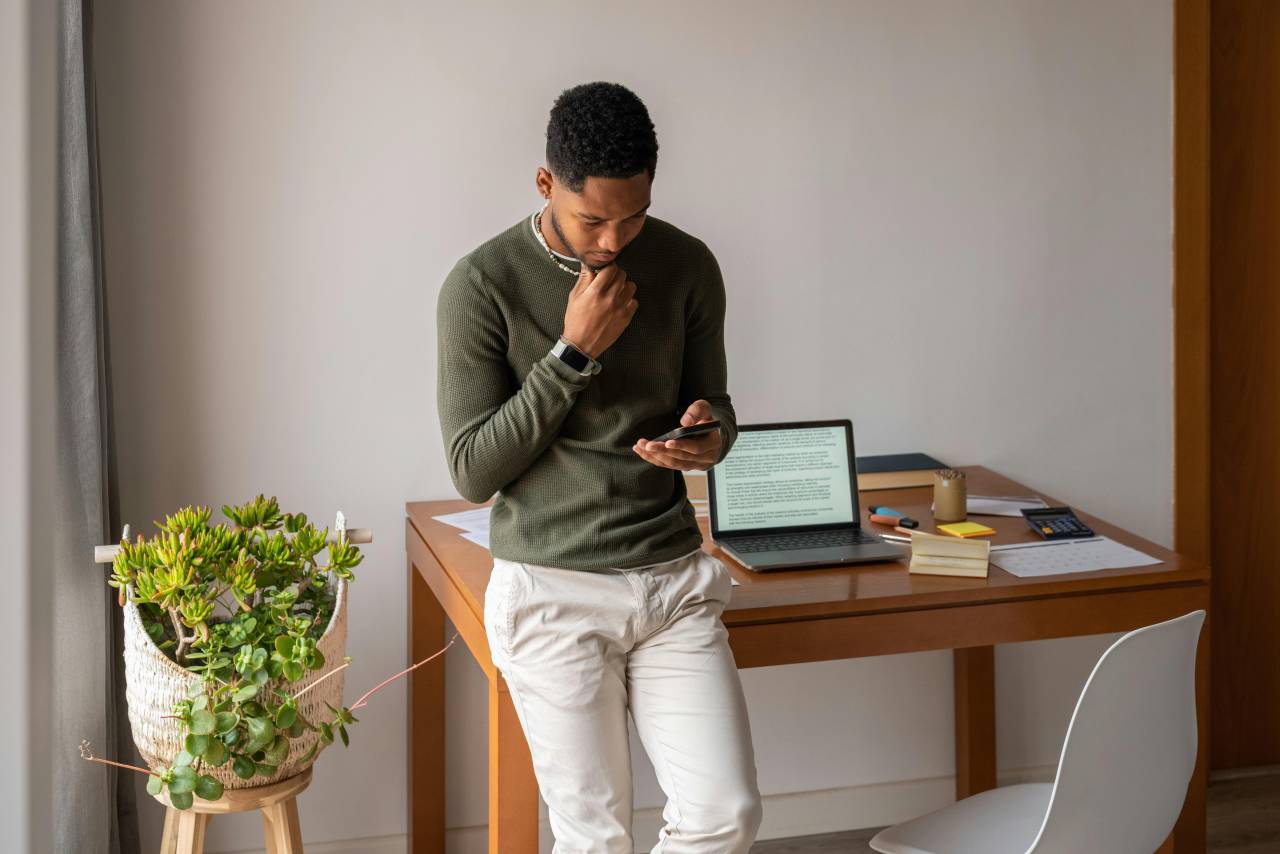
[435,212,737,570]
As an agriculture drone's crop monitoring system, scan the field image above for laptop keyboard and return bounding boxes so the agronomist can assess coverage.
[728,529,882,554]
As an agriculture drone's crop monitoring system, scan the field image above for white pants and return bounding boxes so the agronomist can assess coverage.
[483,548,763,854]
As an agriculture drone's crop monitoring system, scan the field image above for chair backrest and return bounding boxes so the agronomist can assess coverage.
[1027,609,1205,854]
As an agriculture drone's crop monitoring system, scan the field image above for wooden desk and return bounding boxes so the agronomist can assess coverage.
[405,466,1210,853]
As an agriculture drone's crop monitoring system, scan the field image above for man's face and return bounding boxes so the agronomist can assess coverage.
[544,172,652,271]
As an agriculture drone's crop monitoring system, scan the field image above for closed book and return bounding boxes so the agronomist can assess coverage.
[909,532,991,561]
[910,556,989,578]
[856,453,947,492]
[911,555,989,571]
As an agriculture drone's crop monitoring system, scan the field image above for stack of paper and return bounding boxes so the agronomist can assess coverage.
[909,530,990,578]
[431,507,491,549]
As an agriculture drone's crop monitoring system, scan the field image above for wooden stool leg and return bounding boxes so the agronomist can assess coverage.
[159,807,180,854]
[173,811,209,854]
[262,796,304,854]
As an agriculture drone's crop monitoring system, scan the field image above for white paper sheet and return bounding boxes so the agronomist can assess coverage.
[459,530,491,549]
[930,495,1049,517]
[965,495,1049,517]
[989,536,1162,578]
[431,506,492,534]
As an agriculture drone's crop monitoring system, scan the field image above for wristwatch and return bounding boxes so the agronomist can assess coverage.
[551,337,602,376]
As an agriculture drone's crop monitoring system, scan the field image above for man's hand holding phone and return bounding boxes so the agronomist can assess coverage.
[634,399,723,472]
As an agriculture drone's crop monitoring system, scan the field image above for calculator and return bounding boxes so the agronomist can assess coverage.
[1021,506,1096,540]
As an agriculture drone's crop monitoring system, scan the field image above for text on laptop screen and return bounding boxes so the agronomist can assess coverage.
[711,425,855,532]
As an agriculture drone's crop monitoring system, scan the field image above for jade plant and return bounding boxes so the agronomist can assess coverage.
[105,495,363,809]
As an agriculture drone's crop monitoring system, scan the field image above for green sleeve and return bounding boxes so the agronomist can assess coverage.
[678,243,738,466]
[436,259,592,503]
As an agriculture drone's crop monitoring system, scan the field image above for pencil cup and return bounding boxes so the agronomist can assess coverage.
[933,469,967,523]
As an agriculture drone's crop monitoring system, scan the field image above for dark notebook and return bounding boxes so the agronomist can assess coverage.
[855,453,948,491]
[856,453,948,474]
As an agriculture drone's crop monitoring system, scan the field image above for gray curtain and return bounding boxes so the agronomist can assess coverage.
[55,0,140,851]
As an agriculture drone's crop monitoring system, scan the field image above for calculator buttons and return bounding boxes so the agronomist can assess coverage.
[1022,506,1096,540]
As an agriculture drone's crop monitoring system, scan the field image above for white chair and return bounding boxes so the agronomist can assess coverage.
[870,610,1205,854]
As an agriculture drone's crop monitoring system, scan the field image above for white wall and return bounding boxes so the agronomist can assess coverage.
[1,0,55,850]
[95,1,1173,850]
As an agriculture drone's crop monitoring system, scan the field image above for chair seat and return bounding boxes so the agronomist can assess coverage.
[869,783,1053,854]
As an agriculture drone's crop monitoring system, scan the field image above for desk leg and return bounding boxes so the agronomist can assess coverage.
[489,675,539,853]
[408,558,446,854]
[1171,611,1210,854]
[954,646,997,800]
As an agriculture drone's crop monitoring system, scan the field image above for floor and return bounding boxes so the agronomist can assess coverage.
[750,772,1280,853]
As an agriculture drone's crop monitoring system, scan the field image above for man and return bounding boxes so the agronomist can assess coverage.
[436,81,762,853]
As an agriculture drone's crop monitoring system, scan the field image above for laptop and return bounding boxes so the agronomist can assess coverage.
[707,419,908,572]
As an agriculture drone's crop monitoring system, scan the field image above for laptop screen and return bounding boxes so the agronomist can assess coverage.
[709,421,858,534]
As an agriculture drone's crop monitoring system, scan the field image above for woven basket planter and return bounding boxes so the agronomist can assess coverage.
[122,579,348,789]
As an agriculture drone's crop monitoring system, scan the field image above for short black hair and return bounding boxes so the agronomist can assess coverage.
[545,82,659,193]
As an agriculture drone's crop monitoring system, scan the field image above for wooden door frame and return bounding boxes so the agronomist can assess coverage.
[1173,0,1210,568]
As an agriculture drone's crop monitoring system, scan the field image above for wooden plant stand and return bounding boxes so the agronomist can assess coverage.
[155,767,312,854]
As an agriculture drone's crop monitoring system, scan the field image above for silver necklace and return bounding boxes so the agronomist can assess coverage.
[534,202,581,276]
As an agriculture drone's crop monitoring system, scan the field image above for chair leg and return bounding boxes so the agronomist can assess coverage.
[262,796,305,854]
[173,811,209,854]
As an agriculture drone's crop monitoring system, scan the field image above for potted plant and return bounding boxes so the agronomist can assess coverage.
[101,495,363,809]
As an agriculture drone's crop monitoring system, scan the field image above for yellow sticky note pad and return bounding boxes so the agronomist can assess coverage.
[937,521,996,538]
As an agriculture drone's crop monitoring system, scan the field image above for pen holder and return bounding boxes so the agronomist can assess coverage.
[933,469,967,523]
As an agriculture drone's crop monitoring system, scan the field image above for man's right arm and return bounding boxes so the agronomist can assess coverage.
[436,259,593,503]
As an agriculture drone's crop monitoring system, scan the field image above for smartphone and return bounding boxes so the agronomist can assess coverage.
[651,420,721,442]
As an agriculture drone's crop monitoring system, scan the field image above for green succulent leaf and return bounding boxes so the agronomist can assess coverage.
[263,735,290,765]
[194,775,224,801]
[189,709,216,735]
[232,754,256,780]
[245,716,276,753]
[232,683,259,703]
[202,739,228,766]
[168,766,197,795]
[275,705,297,730]
[214,711,239,734]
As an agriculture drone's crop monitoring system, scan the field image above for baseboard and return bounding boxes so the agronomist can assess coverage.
[215,834,408,854]
[212,765,1056,854]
